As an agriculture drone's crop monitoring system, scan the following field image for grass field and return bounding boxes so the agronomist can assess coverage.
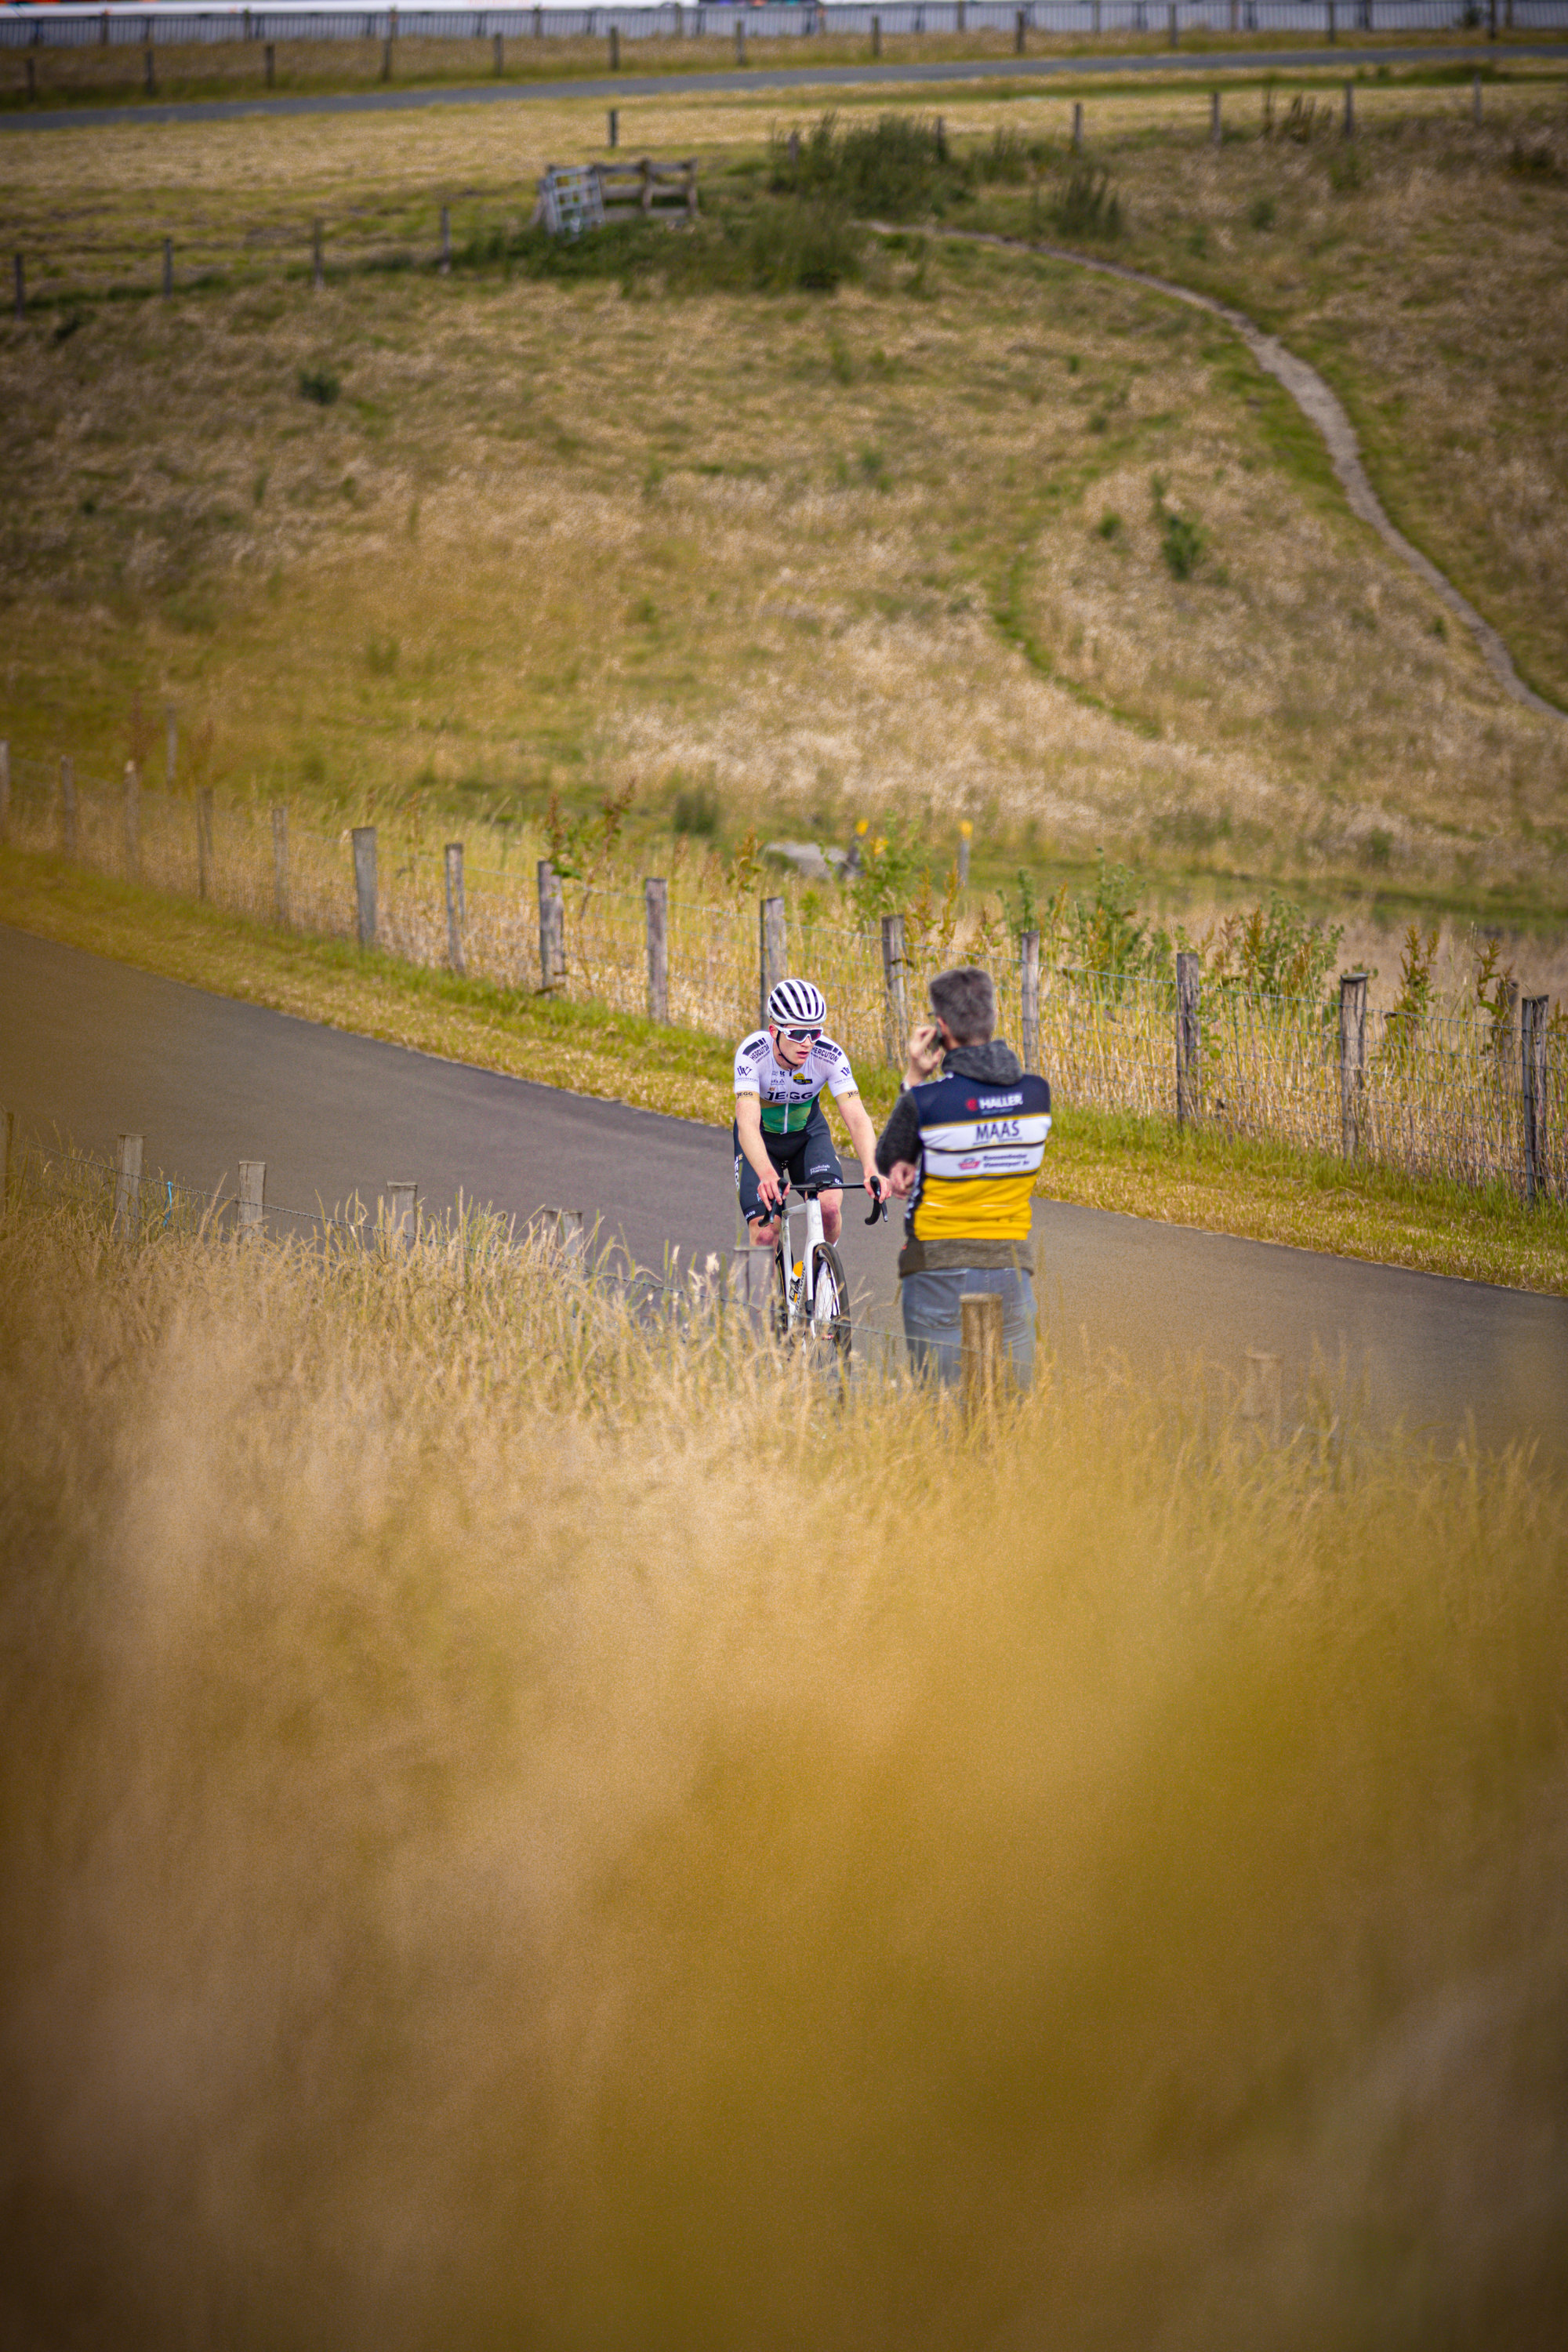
[3,1181,1566,2347]
[2,58,1566,925]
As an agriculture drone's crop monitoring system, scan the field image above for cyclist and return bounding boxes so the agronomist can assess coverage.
[734,978,887,1249]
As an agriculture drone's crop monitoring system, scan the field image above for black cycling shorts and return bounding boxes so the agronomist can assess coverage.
[733,1102,844,1223]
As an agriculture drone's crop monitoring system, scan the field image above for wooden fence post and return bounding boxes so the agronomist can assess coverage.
[1021,930,1041,1076]
[881,913,908,1069]
[492,30,503,74]
[1073,100,1083,151]
[645,875,669,1022]
[238,1159,266,1241]
[1522,995,1548,1207]
[1175,950,1201,1127]
[538,858,564,989]
[445,841,466,975]
[961,1290,1005,1421]
[113,1132,143,1237]
[0,739,9,843]
[271,803,289,924]
[872,13,882,57]
[609,22,619,67]
[352,825,377,946]
[1168,2,1178,46]
[143,41,155,95]
[59,756,77,858]
[265,40,275,85]
[1338,970,1367,1160]
[1327,0,1336,41]
[735,17,746,65]
[124,760,140,876]
[197,788,215,901]
[385,1179,417,1252]
[759,894,786,1029]
[608,106,619,147]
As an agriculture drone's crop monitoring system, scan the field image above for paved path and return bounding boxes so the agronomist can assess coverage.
[2,42,1559,136]
[5,923,1565,1461]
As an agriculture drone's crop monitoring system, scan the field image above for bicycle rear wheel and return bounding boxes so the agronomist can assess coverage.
[808,1242,851,1363]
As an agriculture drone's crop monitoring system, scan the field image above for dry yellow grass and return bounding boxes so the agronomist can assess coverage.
[2,1178,1566,2346]
[3,72,1567,911]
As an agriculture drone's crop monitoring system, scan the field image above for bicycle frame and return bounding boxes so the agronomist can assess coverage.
[778,1186,827,1329]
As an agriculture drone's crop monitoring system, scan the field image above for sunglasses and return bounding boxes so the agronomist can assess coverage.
[777,1025,822,1044]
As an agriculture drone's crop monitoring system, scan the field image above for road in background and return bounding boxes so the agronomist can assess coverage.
[2,44,1560,136]
[4,923,1565,1461]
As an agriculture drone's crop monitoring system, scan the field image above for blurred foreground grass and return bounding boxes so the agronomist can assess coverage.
[2,1177,1566,2347]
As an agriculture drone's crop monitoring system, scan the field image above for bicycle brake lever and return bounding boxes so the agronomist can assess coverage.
[864,1192,888,1226]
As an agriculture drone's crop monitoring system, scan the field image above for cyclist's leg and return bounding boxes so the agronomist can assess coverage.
[735,1123,790,1246]
[797,1105,845,1242]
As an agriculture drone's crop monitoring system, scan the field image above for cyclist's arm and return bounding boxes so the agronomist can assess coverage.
[734,1093,780,1193]
[835,1092,888,1198]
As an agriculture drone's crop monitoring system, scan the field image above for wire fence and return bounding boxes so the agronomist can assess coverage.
[4,2,1566,52]
[3,750,1562,1202]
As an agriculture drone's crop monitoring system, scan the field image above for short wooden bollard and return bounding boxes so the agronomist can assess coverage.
[873,14,883,59]
[352,825,377,946]
[1326,0,1337,39]
[1522,996,1548,1206]
[124,760,140,876]
[1014,9,1025,55]
[162,236,173,296]
[1072,100,1083,152]
[961,1291,1006,1421]
[543,1205,585,1258]
[608,24,619,68]
[59,756,77,859]
[645,875,669,1023]
[1241,1348,1282,1443]
[1175,950,1201,1127]
[538,858,564,989]
[113,1133,143,1237]
[608,107,619,149]
[264,42,275,85]
[445,841,466,975]
[735,19,746,64]
[381,30,395,82]
[197,787,215,902]
[1021,929,1041,1077]
[881,913,909,1069]
[385,1180,418,1252]
[0,739,9,842]
[492,31,504,74]
[238,1159,266,1242]
[271,803,290,924]
[1168,2,1178,46]
[758,894,786,1029]
[1338,971,1367,1160]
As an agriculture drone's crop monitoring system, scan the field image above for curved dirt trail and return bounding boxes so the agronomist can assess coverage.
[873,221,1561,720]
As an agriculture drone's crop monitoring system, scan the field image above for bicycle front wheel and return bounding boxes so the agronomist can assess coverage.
[808,1242,851,1363]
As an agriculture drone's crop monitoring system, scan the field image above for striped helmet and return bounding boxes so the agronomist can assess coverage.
[768,978,827,1028]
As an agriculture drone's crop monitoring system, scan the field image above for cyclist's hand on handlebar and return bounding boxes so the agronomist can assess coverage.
[756,1166,784,1210]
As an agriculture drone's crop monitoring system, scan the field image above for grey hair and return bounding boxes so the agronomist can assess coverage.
[928,965,996,1045]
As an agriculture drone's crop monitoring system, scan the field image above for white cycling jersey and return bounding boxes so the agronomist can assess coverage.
[733,1029,858,1136]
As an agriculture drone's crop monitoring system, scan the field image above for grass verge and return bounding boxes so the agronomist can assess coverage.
[6,848,1565,1294]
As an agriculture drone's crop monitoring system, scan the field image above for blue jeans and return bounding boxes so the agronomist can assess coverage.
[900,1267,1036,1391]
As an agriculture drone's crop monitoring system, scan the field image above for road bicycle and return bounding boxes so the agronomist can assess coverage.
[764,1179,886,1363]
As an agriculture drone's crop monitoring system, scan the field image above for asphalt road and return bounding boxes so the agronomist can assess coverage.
[2,42,1558,136]
[5,923,1566,1461]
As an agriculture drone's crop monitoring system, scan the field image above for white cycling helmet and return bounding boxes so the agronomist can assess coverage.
[768,978,827,1029]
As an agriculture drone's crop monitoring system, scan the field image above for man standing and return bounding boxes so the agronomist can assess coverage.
[874,965,1051,1388]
